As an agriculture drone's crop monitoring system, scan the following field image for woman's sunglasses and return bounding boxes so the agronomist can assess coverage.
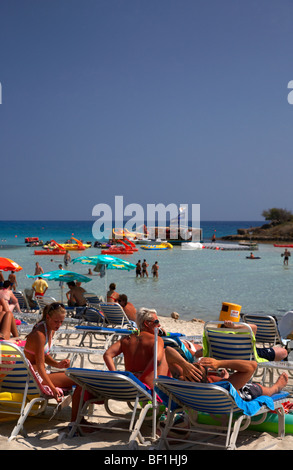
[49,302,65,312]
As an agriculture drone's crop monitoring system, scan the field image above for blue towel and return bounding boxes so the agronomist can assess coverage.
[215,381,276,416]
[155,377,289,417]
[163,336,194,363]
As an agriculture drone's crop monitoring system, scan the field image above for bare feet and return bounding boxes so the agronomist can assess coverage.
[275,372,288,393]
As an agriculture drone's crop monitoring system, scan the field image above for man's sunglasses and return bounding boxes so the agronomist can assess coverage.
[148,319,160,325]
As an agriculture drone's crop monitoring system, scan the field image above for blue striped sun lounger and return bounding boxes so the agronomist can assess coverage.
[0,341,71,440]
[65,368,154,447]
[154,375,290,450]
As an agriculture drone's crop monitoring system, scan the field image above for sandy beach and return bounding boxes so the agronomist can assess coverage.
[1,314,293,453]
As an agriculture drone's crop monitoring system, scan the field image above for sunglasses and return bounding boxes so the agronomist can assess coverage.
[49,302,65,312]
[148,319,160,325]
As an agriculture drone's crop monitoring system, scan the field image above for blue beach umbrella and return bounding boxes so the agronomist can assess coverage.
[72,255,136,271]
[27,269,92,302]
[72,255,136,298]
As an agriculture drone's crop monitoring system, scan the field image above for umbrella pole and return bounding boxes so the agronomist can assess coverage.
[152,327,158,440]
[60,283,63,303]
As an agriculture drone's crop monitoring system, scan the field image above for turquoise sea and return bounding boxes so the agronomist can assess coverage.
[0,220,292,321]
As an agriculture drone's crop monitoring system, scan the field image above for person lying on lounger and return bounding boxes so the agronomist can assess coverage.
[165,346,288,401]
[222,320,288,361]
[103,307,170,390]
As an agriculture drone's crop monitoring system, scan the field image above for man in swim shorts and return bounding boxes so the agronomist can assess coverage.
[165,349,288,401]
[136,260,142,278]
[142,259,149,277]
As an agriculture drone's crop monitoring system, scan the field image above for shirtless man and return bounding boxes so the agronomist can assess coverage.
[136,260,142,278]
[66,281,87,307]
[282,249,291,266]
[8,271,17,290]
[152,261,159,278]
[165,346,288,401]
[118,294,137,323]
[142,259,149,278]
[103,308,169,390]
[34,262,44,275]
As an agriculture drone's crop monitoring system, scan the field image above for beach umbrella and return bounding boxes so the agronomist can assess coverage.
[72,254,136,270]
[27,269,92,302]
[0,257,23,272]
[72,255,136,298]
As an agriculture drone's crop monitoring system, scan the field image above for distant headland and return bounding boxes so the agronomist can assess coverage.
[220,208,293,243]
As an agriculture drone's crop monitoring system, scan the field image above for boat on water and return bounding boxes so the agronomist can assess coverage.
[101,238,136,255]
[238,240,259,248]
[141,242,173,251]
[112,216,202,246]
[43,237,91,251]
[34,248,66,255]
[181,242,203,250]
[274,244,293,248]
[112,226,148,240]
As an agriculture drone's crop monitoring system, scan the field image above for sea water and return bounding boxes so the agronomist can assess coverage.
[0,220,292,321]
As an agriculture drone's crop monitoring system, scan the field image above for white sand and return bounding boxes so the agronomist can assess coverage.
[1,315,293,451]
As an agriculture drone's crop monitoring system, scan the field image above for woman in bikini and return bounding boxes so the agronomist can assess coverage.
[24,302,86,426]
[106,283,119,303]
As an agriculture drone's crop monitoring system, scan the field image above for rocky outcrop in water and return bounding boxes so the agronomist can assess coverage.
[221,222,293,243]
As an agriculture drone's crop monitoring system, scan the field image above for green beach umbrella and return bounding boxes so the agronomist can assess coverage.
[27,269,92,302]
[72,255,136,298]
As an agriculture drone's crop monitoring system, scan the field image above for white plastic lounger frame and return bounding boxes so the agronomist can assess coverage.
[154,376,289,450]
[242,313,290,348]
[84,292,104,308]
[204,321,267,362]
[0,341,70,440]
[99,302,133,328]
[65,368,154,446]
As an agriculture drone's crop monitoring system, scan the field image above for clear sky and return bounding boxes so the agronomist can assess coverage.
[1,0,293,221]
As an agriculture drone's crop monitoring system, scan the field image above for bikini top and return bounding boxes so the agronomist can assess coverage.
[24,321,52,356]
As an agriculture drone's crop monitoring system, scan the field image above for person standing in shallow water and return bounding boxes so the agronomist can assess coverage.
[136,260,142,278]
[142,259,149,277]
[282,248,290,266]
[152,261,159,278]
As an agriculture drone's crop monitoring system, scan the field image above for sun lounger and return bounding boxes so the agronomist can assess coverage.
[0,341,71,440]
[99,302,135,328]
[242,313,290,348]
[50,344,106,368]
[75,325,136,350]
[13,291,34,312]
[154,375,290,450]
[203,321,269,363]
[65,368,154,446]
[84,292,104,308]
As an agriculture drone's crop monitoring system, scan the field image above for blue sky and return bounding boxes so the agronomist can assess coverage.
[1,0,293,221]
